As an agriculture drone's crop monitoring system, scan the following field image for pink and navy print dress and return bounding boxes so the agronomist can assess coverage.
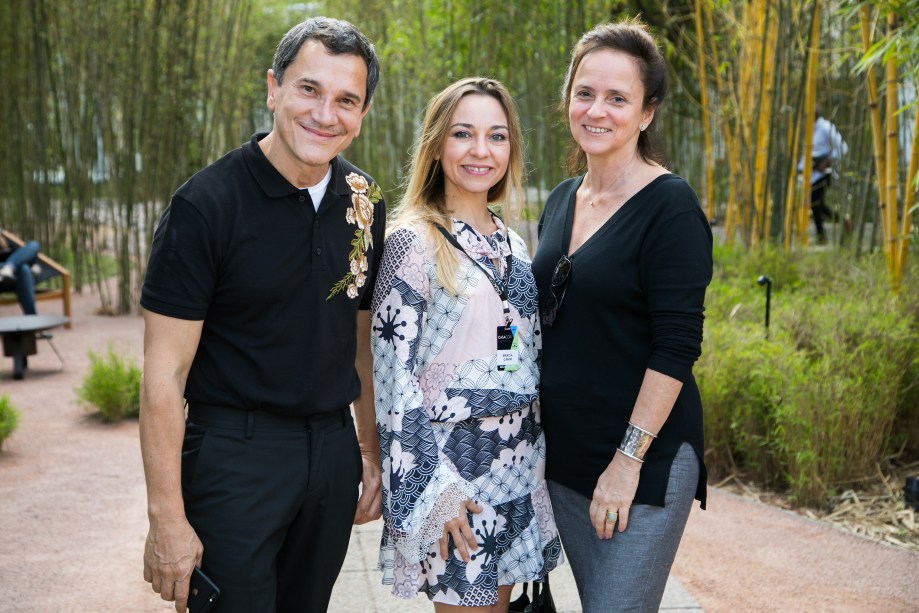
[371,218,562,606]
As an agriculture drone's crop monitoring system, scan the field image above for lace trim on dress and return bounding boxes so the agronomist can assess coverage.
[390,478,476,565]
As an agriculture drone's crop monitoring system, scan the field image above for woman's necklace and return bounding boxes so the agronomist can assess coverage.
[585,178,627,208]
[584,161,641,208]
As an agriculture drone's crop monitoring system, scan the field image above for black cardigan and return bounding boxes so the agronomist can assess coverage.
[532,174,712,508]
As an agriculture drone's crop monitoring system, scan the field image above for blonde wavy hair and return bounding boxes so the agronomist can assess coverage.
[389,77,525,295]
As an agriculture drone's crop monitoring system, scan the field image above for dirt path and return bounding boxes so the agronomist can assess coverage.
[673,489,919,611]
[0,291,168,611]
[0,288,917,611]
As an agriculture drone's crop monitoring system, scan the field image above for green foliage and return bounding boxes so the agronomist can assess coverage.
[845,0,919,79]
[697,322,805,485]
[891,258,919,453]
[76,345,142,423]
[699,246,919,506]
[0,0,264,313]
[0,394,20,450]
[4,0,913,312]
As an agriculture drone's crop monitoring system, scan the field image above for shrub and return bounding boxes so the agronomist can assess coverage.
[76,345,141,422]
[701,246,919,506]
[892,354,919,455]
[782,288,915,493]
[697,321,805,485]
[712,243,803,294]
[891,255,919,455]
[0,394,19,450]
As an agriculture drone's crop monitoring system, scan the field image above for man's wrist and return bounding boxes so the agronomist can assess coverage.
[358,445,380,458]
[147,497,187,522]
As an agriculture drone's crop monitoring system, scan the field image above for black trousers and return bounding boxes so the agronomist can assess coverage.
[182,405,362,613]
[810,174,836,238]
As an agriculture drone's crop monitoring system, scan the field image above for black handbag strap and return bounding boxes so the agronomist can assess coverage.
[534,574,554,613]
[509,576,554,613]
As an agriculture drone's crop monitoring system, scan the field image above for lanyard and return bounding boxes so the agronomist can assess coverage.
[436,223,514,327]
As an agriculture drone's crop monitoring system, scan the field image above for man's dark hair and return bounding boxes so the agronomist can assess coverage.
[272,17,380,110]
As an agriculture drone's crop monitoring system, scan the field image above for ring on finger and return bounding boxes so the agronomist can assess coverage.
[606,510,618,522]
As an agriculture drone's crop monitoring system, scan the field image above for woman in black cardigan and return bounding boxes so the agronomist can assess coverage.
[532,19,713,613]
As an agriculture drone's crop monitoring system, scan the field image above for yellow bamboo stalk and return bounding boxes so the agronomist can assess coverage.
[783,105,803,252]
[705,0,739,243]
[799,0,821,246]
[885,12,899,282]
[782,7,805,251]
[738,0,764,244]
[776,23,794,249]
[695,0,714,220]
[725,180,738,244]
[763,8,779,241]
[860,6,888,254]
[738,4,757,150]
[751,3,777,245]
[893,92,919,291]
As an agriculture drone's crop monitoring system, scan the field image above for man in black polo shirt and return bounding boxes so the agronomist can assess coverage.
[139,17,385,613]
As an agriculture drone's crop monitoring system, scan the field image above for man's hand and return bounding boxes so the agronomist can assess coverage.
[140,310,206,612]
[352,310,381,525]
[354,450,382,524]
[143,515,204,613]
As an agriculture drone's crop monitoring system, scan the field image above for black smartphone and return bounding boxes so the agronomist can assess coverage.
[187,566,220,613]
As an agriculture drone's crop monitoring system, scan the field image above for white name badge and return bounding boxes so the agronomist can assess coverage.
[496,325,520,372]
[497,349,520,369]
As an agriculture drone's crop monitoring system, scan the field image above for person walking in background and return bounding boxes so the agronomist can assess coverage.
[139,17,385,613]
[803,109,848,244]
[0,234,41,315]
[371,77,562,612]
[532,19,712,613]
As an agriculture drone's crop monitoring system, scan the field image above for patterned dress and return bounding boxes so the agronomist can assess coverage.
[371,217,562,606]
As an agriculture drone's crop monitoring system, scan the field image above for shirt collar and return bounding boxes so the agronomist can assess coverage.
[452,215,510,259]
[243,132,351,200]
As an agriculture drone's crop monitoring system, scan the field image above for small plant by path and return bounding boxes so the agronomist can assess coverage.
[75,344,141,422]
[0,394,19,449]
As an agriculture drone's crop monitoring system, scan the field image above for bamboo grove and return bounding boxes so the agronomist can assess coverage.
[682,0,918,291]
[0,0,916,311]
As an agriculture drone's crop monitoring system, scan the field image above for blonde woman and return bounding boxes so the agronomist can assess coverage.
[371,78,561,612]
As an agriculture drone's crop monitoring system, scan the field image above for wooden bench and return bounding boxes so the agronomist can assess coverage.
[0,229,72,328]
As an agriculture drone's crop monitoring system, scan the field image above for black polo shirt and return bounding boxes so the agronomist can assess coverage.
[141,133,386,417]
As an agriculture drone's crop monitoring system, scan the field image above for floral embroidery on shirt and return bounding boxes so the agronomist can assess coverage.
[328,172,382,300]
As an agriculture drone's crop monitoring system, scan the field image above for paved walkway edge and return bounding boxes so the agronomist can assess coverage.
[330,519,703,612]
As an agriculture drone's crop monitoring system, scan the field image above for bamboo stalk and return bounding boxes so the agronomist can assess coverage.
[860,6,888,257]
[894,86,919,290]
[694,0,714,221]
[799,0,821,246]
[782,0,808,251]
[884,12,899,284]
[705,0,739,242]
[783,99,803,252]
[737,0,764,245]
[754,2,778,243]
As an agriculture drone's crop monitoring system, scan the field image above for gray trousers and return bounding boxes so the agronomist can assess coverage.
[547,443,699,613]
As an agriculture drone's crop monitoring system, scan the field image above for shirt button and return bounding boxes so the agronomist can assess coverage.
[299,195,306,202]
[315,247,322,255]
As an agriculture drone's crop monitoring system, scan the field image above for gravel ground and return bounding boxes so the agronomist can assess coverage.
[1,288,917,612]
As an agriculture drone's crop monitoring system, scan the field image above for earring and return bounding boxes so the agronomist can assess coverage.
[639,124,646,132]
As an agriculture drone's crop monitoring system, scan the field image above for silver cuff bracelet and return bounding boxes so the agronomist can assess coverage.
[617,422,657,463]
